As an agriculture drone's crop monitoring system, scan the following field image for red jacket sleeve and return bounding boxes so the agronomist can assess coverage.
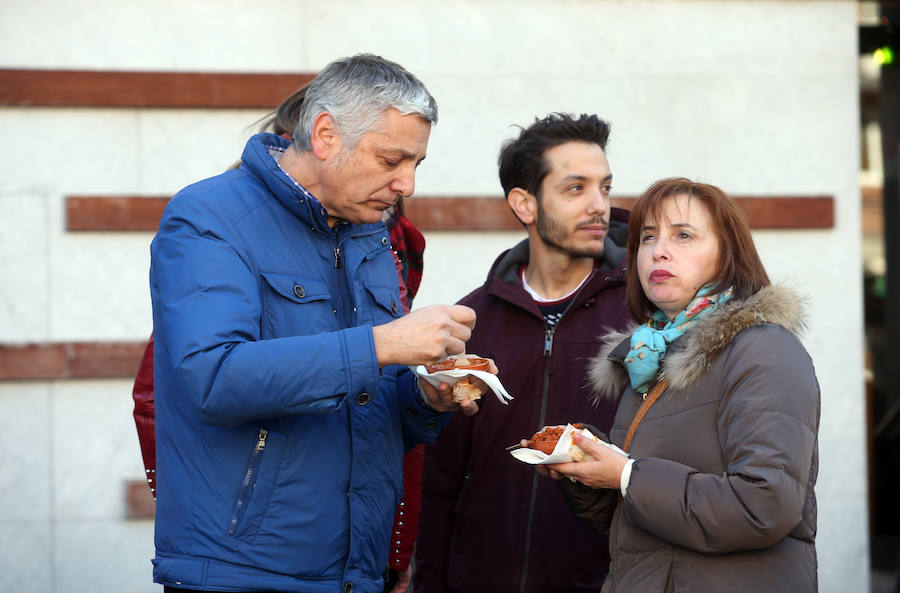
[388,444,426,571]
[132,334,157,499]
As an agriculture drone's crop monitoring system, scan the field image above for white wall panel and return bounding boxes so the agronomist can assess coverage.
[0,383,52,520]
[51,380,148,518]
[0,192,52,342]
[137,109,270,194]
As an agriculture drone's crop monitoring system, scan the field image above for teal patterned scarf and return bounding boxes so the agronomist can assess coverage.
[624,285,733,394]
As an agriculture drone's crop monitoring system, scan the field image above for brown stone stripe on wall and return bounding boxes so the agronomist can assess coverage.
[0,341,148,380]
[0,69,315,108]
[66,195,834,232]
[67,196,170,231]
[125,479,156,520]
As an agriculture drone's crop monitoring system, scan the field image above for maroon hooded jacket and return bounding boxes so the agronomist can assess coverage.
[414,208,631,593]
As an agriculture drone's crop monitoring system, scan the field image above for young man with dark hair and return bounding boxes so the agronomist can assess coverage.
[414,113,631,593]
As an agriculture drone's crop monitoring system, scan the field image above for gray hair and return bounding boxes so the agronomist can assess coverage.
[293,53,438,151]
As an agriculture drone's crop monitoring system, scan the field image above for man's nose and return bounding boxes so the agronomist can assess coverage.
[390,166,416,198]
[586,189,609,216]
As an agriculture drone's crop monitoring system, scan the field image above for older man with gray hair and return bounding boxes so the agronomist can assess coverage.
[150,54,488,593]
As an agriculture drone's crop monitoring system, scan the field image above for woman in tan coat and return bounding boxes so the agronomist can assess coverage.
[546,178,819,592]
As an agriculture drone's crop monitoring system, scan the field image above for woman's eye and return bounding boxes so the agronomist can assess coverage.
[677,231,692,240]
[602,185,612,193]
[640,233,655,242]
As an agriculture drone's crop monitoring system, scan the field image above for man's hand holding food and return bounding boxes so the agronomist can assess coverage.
[372,304,497,416]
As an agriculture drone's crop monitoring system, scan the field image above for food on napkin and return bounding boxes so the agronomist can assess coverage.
[425,354,490,402]
[414,355,513,406]
[527,424,593,460]
[510,423,625,464]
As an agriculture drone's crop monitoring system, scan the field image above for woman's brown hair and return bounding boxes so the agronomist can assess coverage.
[625,177,770,322]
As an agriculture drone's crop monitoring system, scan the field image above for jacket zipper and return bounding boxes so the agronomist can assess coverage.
[519,270,601,592]
[228,428,269,536]
[519,324,558,593]
[332,228,354,327]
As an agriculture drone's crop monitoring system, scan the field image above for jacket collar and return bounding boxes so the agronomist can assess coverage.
[588,283,809,402]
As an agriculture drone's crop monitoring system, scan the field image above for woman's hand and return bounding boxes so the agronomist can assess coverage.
[546,432,629,490]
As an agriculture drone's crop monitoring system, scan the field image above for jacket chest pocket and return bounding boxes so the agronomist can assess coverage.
[260,271,334,338]
[353,244,403,325]
[360,282,404,326]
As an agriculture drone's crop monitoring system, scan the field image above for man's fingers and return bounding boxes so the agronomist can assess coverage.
[459,398,479,416]
[445,336,467,358]
[448,320,472,343]
[447,304,476,328]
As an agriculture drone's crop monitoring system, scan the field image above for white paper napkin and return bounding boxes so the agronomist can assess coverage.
[510,423,628,464]
[412,365,514,405]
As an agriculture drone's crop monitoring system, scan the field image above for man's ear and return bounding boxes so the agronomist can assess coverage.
[507,187,537,225]
[309,112,341,160]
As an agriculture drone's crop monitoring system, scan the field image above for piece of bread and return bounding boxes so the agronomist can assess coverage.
[452,377,483,402]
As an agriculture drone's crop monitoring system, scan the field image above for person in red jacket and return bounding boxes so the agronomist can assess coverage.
[132,80,429,593]
[414,113,632,593]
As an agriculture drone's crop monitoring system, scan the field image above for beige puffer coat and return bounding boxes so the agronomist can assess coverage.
[561,284,819,592]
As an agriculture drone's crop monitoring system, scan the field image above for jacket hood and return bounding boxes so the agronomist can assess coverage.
[588,283,809,402]
[490,206,629,283]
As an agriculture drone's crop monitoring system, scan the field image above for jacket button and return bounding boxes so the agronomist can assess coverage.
[356,392,371,405]
[406,405,418,417]
[425,421,437,429]
[391,301,399,314]
[382,236,389,246]
[293,285,305,298]
[344,583,353,593]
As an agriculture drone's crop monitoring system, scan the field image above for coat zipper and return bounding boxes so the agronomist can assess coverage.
[228,428,269,536]
[519,324,558,593]
[332,228,354,327]
[519,269,602,592]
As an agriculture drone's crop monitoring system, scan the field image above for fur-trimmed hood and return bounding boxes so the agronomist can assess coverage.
[588,284,809,401]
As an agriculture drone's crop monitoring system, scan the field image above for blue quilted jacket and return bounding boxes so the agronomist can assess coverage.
[150,133,450,592]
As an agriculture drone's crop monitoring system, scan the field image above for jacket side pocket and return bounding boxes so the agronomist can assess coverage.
[227,427,285,542]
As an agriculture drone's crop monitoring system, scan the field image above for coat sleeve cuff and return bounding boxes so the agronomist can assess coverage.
[342,324,381,397]
[400,372,453,443]
[620,458,635,497]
